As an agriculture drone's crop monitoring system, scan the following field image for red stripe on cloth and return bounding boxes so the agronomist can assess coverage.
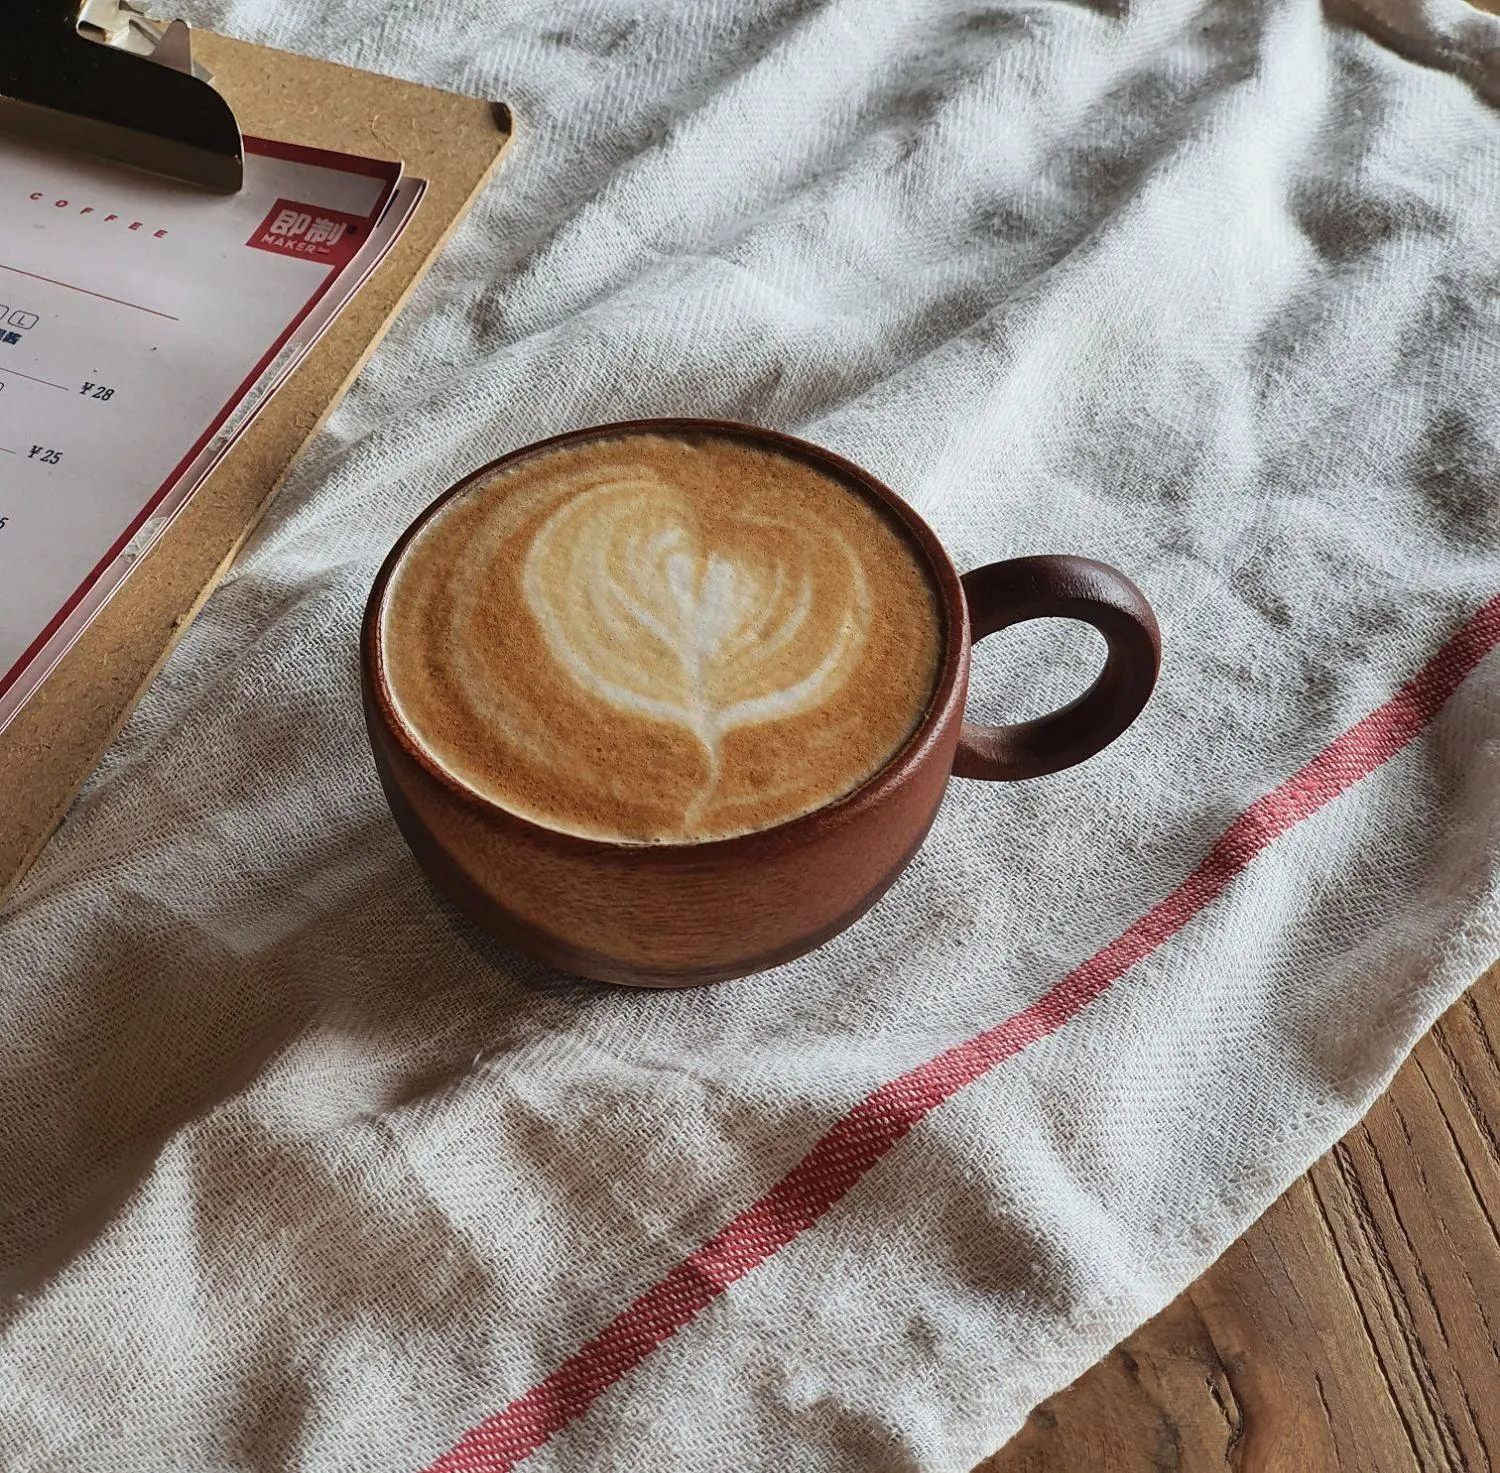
[424,594,1500,1473]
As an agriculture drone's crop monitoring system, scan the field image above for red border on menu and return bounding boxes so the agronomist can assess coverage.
[0,138,402,704]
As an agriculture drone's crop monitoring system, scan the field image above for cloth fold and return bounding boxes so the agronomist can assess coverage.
[3,0,1499,1468]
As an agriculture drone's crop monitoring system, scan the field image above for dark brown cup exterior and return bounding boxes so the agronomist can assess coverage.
[361,419,1161,988]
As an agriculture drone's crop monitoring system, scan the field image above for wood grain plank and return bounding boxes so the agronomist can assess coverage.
[979,962,1500,1472]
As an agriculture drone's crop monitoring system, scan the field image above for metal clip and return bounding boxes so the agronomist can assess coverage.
[0,1,243,192]
[76,0,211,80]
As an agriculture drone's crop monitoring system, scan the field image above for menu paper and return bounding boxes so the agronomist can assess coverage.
[0,135,424,734]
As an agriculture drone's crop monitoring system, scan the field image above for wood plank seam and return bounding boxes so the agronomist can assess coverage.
[1330,1133,1468,1469]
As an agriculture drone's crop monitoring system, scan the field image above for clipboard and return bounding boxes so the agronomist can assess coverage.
[0,24,512,902]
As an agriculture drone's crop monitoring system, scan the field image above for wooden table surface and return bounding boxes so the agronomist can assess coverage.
[977,961,1500,1471]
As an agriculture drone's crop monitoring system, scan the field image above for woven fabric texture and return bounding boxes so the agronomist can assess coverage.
[2,0,1499,1468]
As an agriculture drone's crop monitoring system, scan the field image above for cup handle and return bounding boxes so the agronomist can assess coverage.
[952,555,1161,781]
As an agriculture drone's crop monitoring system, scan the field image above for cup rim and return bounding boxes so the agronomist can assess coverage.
[361,417,970,862]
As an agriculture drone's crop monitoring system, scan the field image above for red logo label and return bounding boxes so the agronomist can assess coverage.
[246,199,366,267]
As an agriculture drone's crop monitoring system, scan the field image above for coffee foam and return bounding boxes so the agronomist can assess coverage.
[381,432,941,843]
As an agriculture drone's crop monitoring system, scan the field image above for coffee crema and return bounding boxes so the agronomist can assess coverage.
[380,431,942,843]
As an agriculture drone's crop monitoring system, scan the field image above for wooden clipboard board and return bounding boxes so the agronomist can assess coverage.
[0,33,512,902]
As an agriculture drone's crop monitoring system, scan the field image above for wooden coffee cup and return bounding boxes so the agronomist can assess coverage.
[362,419,1161,988]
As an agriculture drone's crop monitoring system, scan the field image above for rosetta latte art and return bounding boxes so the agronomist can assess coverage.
[521,479,870,824]
[382,433,941,843]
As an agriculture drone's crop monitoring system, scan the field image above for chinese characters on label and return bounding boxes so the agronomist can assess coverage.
[246,198,367,267]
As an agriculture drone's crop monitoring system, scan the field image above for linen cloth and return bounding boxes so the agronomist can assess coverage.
[4,0,1500,1467]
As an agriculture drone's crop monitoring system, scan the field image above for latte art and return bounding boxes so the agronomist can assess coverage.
[382,432,941,843]
[522,480,871,823]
